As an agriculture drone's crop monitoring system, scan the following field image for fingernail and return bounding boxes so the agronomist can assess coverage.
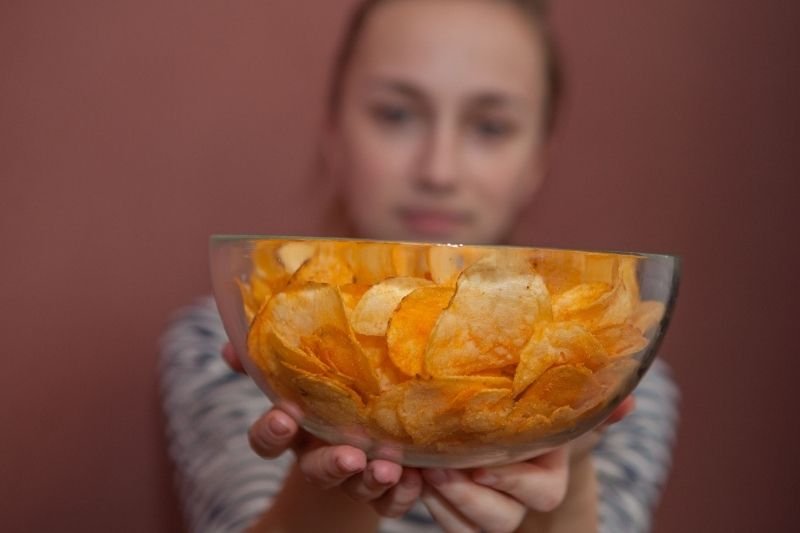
[425,469,447,486]
[336,455,361,474]
[268,417,290,437]
[473,471,498,486]
[371,465,393,485]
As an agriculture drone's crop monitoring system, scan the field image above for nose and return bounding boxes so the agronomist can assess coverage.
[416,120,461,194]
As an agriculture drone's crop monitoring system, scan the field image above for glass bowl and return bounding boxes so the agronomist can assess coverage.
[210,235,680,468]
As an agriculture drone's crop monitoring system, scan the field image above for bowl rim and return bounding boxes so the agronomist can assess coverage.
[210,234,681,262]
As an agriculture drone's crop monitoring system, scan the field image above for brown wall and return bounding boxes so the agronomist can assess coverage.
[1,1,798,531]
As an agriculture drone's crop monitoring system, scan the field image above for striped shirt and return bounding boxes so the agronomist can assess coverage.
[159,297,679,532]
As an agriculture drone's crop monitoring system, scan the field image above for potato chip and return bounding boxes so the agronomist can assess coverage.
[594,323,649,358]
[290,242,355,286]
[527,250,586,295]
[516,364,600,416]
[292,370,366,427]
[368,384,411,440]
[425,256,552,377]
[349,242,398,284]
[339,283,371,322]
[631,300,665,334]
[513,322,608,397]
[460,388,513,434]
[398,376,510,444]
[260,283,380,398]
[356,334,405,390]
[391,244,429,278]
[552,258,638,331]
[386,286,455,377]
[593,357,639,396]
[351,277,433,336]
[276,241,317,275]
[427,245,488,285]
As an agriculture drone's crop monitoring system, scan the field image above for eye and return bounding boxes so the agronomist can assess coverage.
[370,103,415,126]
[474,118,515,139]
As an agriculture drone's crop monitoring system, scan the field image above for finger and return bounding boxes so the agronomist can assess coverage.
[298,445,367,490]
[422,469,525,533]
[221,342,246,374]
[420,485,479,533]
[373,468,423,518]
[248,408,300,459]
[471,447,569,513]
[341,459,403,503]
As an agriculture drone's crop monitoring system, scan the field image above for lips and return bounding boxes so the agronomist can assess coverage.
[396,207,473,238]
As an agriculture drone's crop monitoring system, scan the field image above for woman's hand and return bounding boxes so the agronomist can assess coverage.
[418,397,635,533]
[222,343,423,519]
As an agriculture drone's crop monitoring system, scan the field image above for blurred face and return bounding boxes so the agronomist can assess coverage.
[328,0,550,244]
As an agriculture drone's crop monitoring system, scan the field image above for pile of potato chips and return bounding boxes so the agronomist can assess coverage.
[242,240,663,450]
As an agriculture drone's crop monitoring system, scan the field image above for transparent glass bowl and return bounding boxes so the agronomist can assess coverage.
[210,235,680,468]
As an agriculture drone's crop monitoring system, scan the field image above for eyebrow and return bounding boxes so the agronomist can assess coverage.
[366,78,529,110]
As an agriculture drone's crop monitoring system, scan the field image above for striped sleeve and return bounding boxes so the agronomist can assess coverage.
[595,357,680,533]
[159,297,295,532]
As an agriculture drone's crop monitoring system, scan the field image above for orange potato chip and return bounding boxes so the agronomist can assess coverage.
[513,322,608,397]
[425,256,552,377]
[351,277,433,336]
[386,286,455,377]
[516,364,600,416]
[260,283,380,398]
[355,334,405,390]
[552,258,638,331]
[460,388,513,434]
[594,323,649,358]
[398,376,510,444]
[291,370,366,427]
[290,242,355,286]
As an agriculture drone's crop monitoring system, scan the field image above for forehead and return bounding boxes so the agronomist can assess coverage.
[348,0,546,101]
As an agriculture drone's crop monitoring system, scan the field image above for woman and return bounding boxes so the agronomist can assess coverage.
[160,1,679,531]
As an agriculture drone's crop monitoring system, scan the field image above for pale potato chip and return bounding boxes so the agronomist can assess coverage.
[631,300,665,334]
[386,286,455,377]
[427,245,488,285]
[276,241,317,275]
[527,250,586,295]
[425,256,552,377]
[391,245,429,278]
[349,242,397,284]
[368,384,411,440]
[351,277,434,336]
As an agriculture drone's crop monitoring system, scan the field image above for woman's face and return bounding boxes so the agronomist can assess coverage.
[329,0,550,244]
